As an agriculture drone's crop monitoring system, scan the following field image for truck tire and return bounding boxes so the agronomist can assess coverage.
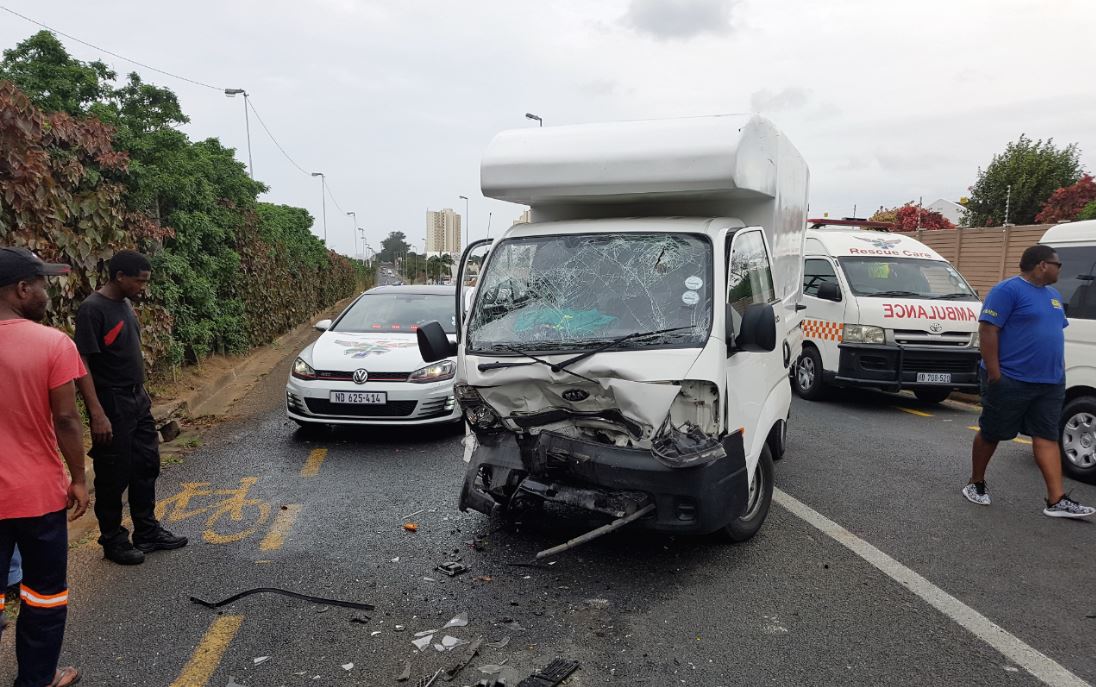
[1060,397,1096,483]
[913,388,952,404]
[793,347,827,401]
[721,444,774,543]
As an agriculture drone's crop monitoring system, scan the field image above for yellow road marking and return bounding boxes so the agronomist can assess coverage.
[169,614,244,687]
[300,448,328,477]
[259,504,302,551]
[966,426,1033,445]
[895,406,933,417]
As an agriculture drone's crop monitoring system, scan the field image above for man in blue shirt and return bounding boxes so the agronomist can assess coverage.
[963,245,1094,518]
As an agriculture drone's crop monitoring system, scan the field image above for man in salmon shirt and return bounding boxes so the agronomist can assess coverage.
[0,247,87,687]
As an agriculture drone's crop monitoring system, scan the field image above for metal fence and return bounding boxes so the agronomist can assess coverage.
[892,225,1052,296]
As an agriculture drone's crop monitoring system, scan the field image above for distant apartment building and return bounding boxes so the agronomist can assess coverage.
[426,208,462,256]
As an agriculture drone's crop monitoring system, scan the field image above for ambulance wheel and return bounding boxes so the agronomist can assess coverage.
[913,388,951,404]
[721,444,774,543]
[1060,397,1096,483]
[793,347,827,400]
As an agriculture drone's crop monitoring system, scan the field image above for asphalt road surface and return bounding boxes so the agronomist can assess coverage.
[3,358,1095,686]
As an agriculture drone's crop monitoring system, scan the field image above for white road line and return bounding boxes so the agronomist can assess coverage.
[773,488,1090,687]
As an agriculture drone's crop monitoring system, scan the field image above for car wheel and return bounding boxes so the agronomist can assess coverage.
[1060,397,1096,483]
[721,444,774,543]
[793,347,827,400]
[913,387,952,404]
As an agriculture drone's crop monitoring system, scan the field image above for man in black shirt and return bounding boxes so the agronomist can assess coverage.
[75,251,187,565]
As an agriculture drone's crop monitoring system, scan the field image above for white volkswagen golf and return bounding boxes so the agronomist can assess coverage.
[286,285,460,427]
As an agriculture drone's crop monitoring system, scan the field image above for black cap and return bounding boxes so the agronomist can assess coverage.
[0,247,71,287]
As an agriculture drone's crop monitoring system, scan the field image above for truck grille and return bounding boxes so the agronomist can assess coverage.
[903,355,977,373]
[893,330,973,347]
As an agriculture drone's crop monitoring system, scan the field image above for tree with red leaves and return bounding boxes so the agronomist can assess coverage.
[1035,175,1096,223]
[871,203,954,231]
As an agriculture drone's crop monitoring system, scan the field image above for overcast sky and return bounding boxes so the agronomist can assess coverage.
[3,0,1095,257]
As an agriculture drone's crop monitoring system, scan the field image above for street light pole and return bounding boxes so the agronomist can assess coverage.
[225,89,253,179]
[347,211,357,259]
[311,172,327,243]
[458,194,470,255]
[525,112,543,127]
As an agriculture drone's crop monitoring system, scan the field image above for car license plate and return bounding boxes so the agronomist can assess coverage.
[330,391,387,405]
[916,373,951,384]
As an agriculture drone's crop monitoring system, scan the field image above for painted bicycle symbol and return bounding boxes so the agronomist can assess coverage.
[155,477,272,544]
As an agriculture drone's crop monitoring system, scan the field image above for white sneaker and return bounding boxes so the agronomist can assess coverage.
[1043,494,1096,519]
[962,481,991,506]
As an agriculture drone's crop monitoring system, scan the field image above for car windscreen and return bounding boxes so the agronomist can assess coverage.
[837,257,978,299]
[466,232,713,352]
[332,293,456,334]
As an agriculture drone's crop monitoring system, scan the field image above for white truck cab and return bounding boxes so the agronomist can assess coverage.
[793,225,982,404]
[417,115,809,544]
[1038,219,1096,483]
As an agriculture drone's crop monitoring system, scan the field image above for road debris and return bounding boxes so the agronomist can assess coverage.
[371,630,382,636]
[403,522,419,532]
[252,656,270,665]
[349,615,371,624]
[414,668,443,687]
[443,611,469,628]
[535,503,655,560]
[392,557,401,563]
[341,662,354,671]
[516,658,580,686]
[402,508,426,520]
[396,661,412,682]
[226,678,246,687]
[189,587,373,611]
[441,636,483,681]
[412,635,434,651]
[395,624,406,631]
[437,562,469,577]
[472,575,493,583]
[484,636,510,649]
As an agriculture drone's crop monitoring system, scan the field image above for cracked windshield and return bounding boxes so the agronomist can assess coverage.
[467,233,712,351]
[838,257,978,299]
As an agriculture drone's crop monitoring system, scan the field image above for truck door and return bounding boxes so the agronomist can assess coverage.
[725,229,787,462]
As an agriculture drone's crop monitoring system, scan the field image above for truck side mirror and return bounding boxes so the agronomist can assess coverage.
[735,303,777,352]
[417,321,458,363]
[816,282,842,302]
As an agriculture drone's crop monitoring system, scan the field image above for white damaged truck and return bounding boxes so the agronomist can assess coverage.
[417,115,809,547]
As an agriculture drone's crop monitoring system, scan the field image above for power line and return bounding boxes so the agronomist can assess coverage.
[246,98,310,176]
[0,5,222,92]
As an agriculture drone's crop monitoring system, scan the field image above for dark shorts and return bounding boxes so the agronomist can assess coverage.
[978,369,1065,442]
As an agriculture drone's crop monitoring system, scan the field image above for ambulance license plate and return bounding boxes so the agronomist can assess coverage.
[330,391,386,405]
[916,373,951,384]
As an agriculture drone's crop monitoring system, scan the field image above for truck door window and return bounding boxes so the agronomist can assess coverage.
[1053,244,1096,320]
[803,258,838,297]
[727,230,775,317]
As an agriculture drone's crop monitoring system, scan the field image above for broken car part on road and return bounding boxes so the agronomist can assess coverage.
[189,587,374,611]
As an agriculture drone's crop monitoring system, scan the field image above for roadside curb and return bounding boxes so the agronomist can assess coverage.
[69,297,353,547]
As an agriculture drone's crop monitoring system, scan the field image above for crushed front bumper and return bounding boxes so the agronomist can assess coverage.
[461,429,749,535]
[835,343,980,391]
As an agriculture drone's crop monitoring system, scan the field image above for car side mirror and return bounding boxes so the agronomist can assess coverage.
[816,282,842,302]
[735,303,777,352]
[417,321,458,363]
[314,319,332,331]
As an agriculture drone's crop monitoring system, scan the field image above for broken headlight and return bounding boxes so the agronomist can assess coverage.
[455,384,504,431]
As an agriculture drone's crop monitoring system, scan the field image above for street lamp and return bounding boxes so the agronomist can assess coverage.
[525,112,543,127]
[347,211,357,259]
[458,194,470,255]
[225,89,253,179]
[311,172,327,243]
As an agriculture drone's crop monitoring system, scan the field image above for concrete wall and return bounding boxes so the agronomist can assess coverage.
[893,225,1052,296]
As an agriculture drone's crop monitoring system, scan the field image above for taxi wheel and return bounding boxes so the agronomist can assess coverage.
[721,444,774,543]
[793,347,827,401]
[1060,397,1096,484]
[913,388,951,404]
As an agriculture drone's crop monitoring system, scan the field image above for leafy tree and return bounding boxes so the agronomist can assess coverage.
[868,203,953,230]
[379,231,411,263]
[1077,201,1096,222]
[1035,175,1096,224]
[0,30,114,115]
[965,135,1084,226]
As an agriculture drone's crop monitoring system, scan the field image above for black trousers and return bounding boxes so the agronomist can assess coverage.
[0,509,69,686]
[89,385,162,545]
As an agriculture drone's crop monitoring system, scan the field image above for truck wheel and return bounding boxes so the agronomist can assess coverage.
[793,347,827,400]
[1060,397,1096,483]
[721,444,774,543]
[913,388,952,404]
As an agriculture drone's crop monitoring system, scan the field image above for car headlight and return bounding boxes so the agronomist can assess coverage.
[409,359,456,383]
[292,357,317,380]
[843,324,886,344]
[971,330,980,348]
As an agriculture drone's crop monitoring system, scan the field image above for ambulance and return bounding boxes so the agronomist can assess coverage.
[416,114,809,544]
[792,224,982,403]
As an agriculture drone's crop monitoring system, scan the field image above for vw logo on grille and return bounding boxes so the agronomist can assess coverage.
[928,322,943,334]
[353,369,369,384]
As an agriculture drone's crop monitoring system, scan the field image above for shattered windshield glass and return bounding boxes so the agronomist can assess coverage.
[467,232,713,352]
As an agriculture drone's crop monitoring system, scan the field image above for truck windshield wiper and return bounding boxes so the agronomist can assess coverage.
[933,292,975,300]
[554,326,696,370]
[497,346,599,384]
[865,290,924,298]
